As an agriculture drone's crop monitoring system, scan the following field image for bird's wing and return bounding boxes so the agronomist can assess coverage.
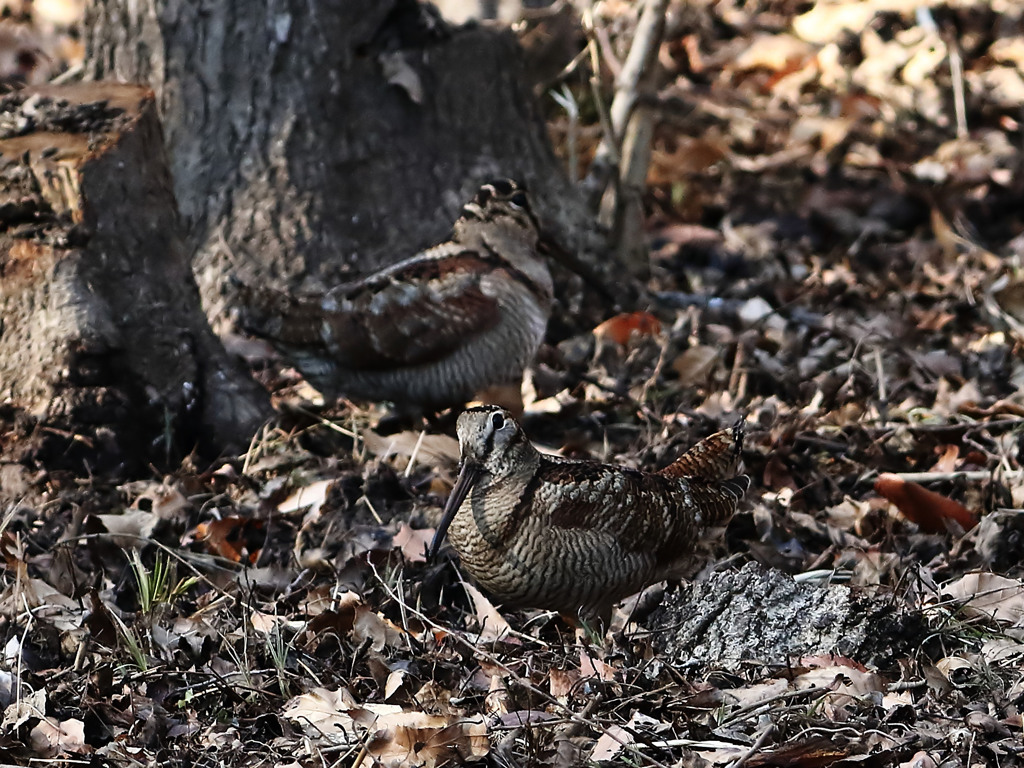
[536,455,748,552]
[535,460,669,551]
[240,247,502,370]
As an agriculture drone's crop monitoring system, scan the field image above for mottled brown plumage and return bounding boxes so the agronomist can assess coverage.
[430,406,749,623]
[240,180,553,411]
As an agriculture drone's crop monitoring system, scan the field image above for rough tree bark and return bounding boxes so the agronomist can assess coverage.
[82,0,625,329]
[648,563,927,671]
[0,83,271,482]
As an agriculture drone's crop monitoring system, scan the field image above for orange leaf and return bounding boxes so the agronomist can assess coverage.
[192,516,265,563]
[593,312,662,346]
[874,474,977,533]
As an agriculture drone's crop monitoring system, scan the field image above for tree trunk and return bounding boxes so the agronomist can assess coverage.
[82,0,625,330]
[0,83,271,482]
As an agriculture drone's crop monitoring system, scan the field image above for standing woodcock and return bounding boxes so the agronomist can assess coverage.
[240,180,553,413]
[430,406,750,624]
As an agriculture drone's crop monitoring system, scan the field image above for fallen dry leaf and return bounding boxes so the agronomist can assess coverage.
[282,688,488,764]
[366,710,489,767]
[128,480,190,519]
[393,523,434,563]
[591,723,632,762]
[2,688,46,731]
[191,516,265,563]
[29,716,89,757]
[278,479,333,515]
[942,573,1024,626]
[361,429,460,466]
[671,344,718,386]
[462,582,514,643]
[352,604,408,651]
[930,444,960,474]
[593,312,662,345]
[384,669,407,701]
[874,473,977,533]
[90,509,159,547]
[548,667,579,699]
[579,648,617,682]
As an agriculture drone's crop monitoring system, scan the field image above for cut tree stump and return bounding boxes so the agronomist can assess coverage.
[0,82,271,483]
[648,562,927,671]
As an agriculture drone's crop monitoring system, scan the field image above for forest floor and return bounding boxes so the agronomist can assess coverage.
[2,1,1024,766]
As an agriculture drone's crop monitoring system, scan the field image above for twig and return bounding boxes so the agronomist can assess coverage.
[607,0,669,144]
[638,329,671,405]
[727,723,776,768]
[50,62,84,85]
[550,85,581,183]
[545,46,590,91]
[873,470,1021,483]
[613,103,656,276]
[594,21,623,79]
[585,0,668,213]
[582,5,619,170]
[727,338,747,400]
[860,417,1023,436]
[646,738,745,750]
[561,693,603,738]
[948,36,968,138]
[873,347,887,403]
[290,404,361,440]
[719,685,832,727]
[918,7,966,137]
[404,429,426,478]
[241,421,268,476]
[793,569,853,584]
[349,741,371,768]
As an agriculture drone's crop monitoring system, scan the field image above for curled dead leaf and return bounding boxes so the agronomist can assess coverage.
[593,312,662,346]
[191,516,265,563]
[935,656,976,688]
[874,473,976,533]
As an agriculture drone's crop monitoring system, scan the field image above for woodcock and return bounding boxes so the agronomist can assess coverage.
[430,405,750,624]
[241,180,554,412]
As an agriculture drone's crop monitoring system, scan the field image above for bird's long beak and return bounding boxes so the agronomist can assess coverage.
[428,462,481,561]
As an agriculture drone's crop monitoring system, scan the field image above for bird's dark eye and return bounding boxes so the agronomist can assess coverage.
[491,411,505,430]
[510,191,528,209]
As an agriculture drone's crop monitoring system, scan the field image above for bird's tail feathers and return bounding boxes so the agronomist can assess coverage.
[658,422,745,482]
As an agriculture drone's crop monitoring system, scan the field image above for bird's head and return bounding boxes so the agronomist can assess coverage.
[459,179,539,237]
[429,405,536,559]
[454,180,556,301]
